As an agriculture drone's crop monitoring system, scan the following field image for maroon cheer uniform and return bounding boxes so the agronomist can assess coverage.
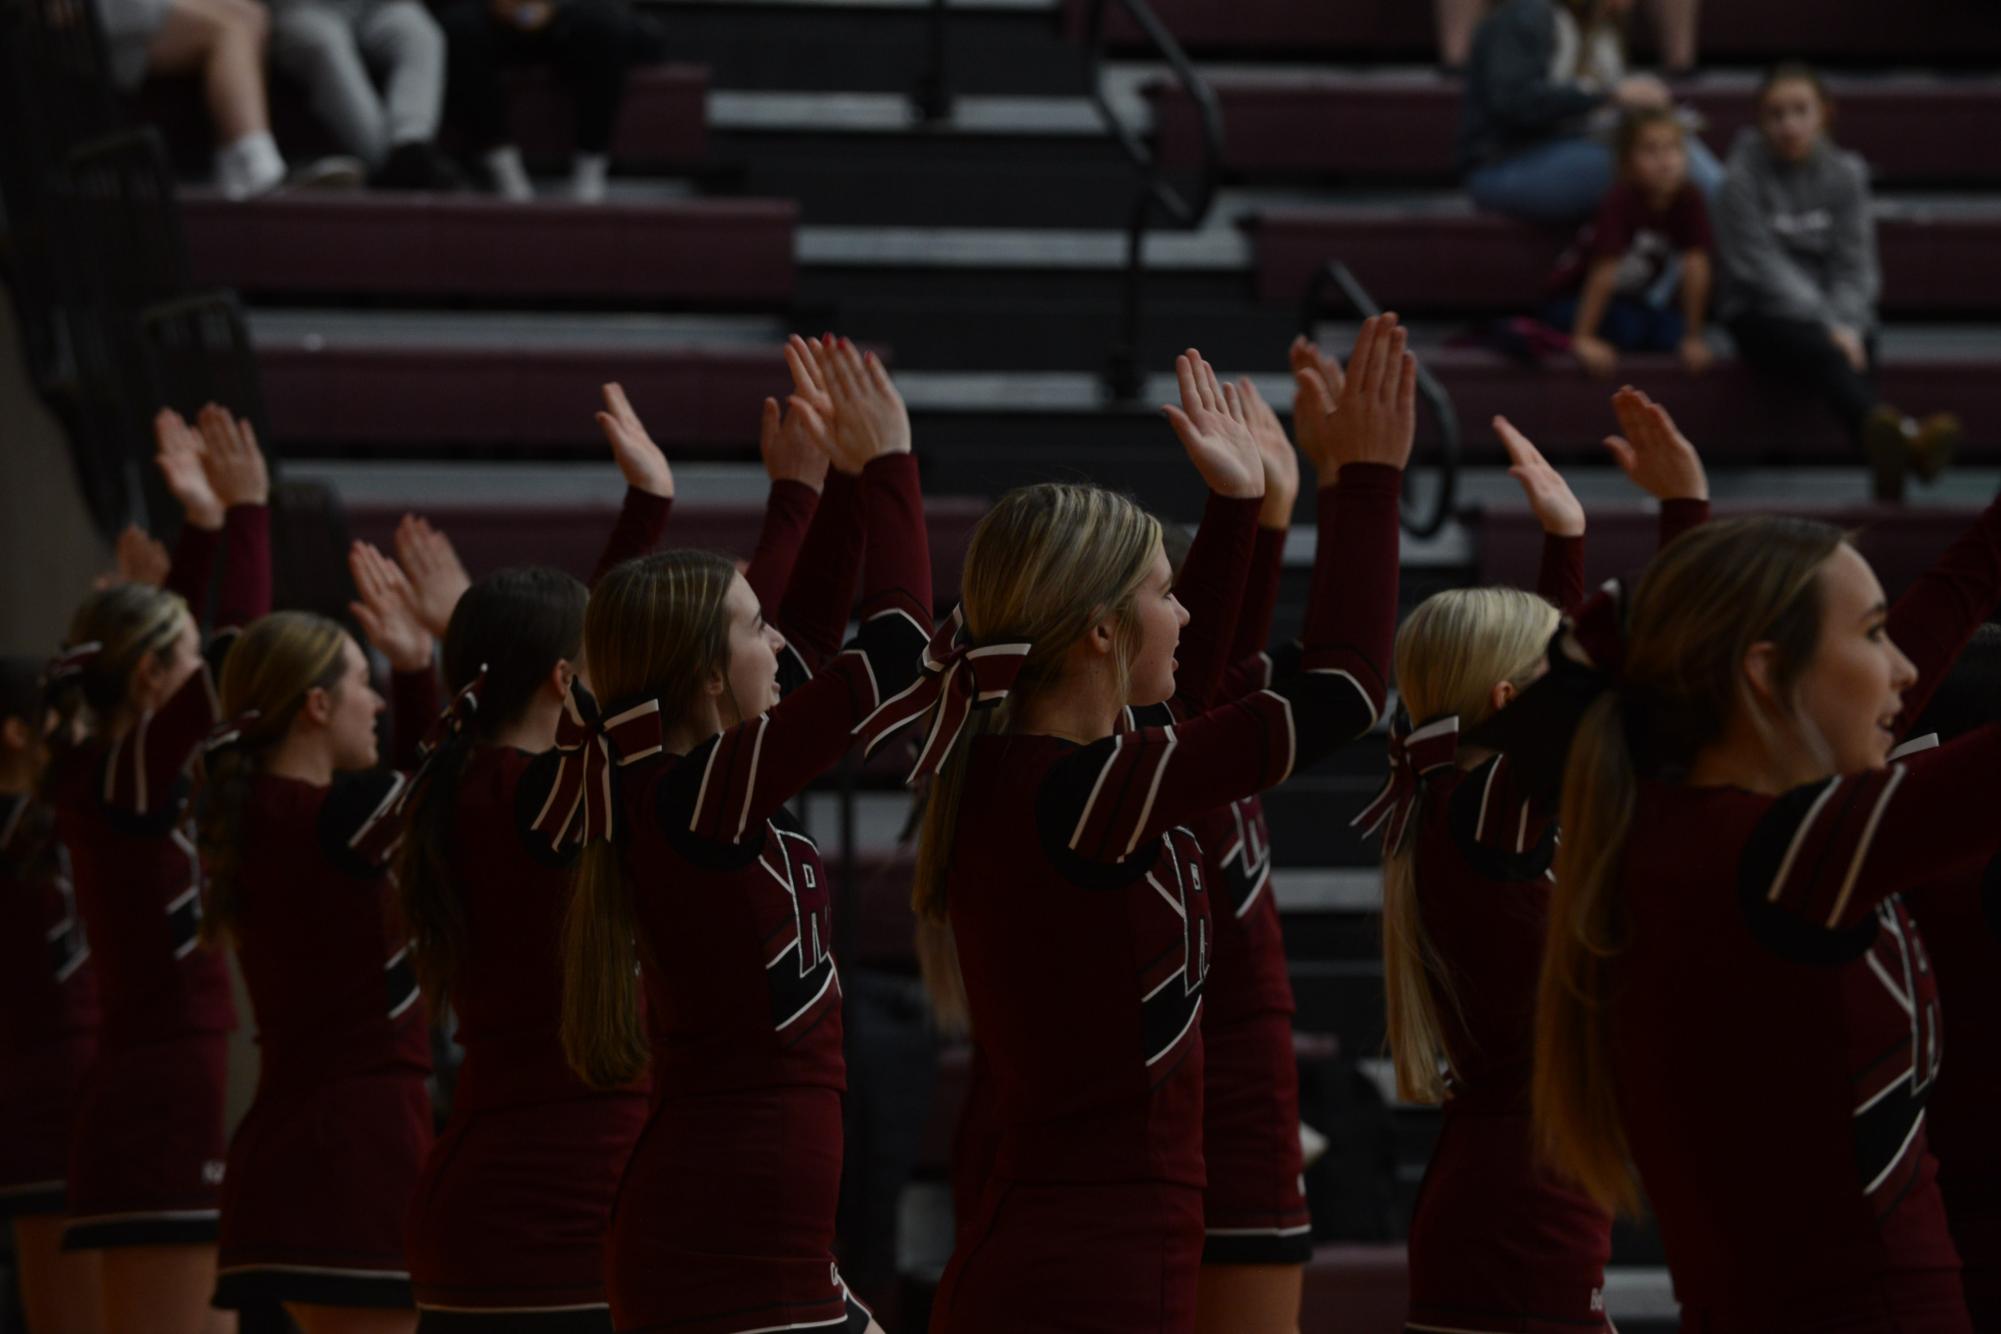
[1905,855,2001,1327]
[1601,495,2001,1331]
[408,487,676,1329]
[0,794,99,1217]
[1397,502,1706,1334]
[211,665,440,1310]
[595,455,930,1334]
[48,505,267,1249]
[930,465,1401,1333]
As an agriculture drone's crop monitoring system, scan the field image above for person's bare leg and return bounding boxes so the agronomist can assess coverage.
[1434,0,1487,69]
[1193,1263,1305,1334]
[12,1217,106,1334]
[285,1307,418,1334]
[100,1245,235,1334]
[1650,0,1700,71]
[144,0,272,142]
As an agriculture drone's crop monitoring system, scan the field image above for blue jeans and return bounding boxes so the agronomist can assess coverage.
[1466,133,1725,224]
[1544,294,1685,351]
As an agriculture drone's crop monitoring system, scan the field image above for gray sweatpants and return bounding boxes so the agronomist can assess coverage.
[269,0,444,166]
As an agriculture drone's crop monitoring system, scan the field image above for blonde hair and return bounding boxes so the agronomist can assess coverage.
[1534,517,1844,1213]
[560,551,737,1089]
[1382,588,1560,1105]
[45,584,194,762]
[909,484,1161,1025]
[197,611,348,944]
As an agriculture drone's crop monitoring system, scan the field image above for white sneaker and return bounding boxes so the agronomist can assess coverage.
[571,152,608,204]
[215,131,286,200]
[286,156,367,192]
[483,145,534,201]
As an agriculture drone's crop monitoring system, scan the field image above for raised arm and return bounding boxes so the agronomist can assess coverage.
[152,409,222,617]
[195,405,272,636]
[1232,376,1300,669]
[744,337,834,609]
[1495,415,1587,613]
[1886,490,2001,735]
[668,344,931,848]
[348,542,440,770]
[1156,351,1265,712]
[1605,387,1710,551]
[590,383,675,587]
[1044,315,1412,866]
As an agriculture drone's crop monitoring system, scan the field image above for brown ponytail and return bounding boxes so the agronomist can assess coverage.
[559,551,736,1088]
[1533,517,1844,1212]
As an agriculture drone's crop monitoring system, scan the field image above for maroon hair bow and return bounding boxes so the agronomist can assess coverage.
[43,641,103,687]
[527,683,664,851]
[1351,711,1462,853]
[856,605,1031,786]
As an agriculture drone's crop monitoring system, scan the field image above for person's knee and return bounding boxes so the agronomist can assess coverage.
[275,6,355,71]
[381,3,446,68]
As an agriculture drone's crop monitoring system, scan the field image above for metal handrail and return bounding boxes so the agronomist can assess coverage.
[1300,261,1461,540]
[1081,0,1224,400]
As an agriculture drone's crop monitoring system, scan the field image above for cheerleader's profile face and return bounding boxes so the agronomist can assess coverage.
[326,635,386,770]
[1125,544,1189,708]
[719,573,786,721]
[1787,544,1917,776]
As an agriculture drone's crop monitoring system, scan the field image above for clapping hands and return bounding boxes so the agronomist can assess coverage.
[347,541,435,674]
[808,336,910,473]
[595,384,674,499]
[1323,314,1417,472]
[1162,349,1264,500]
[1605,386,1708,502]
[392,514,471,639]
[1494,417,1585,538]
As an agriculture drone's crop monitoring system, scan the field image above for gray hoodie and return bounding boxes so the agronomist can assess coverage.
[1714,128,1880,330]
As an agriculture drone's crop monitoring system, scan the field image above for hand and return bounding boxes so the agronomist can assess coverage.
[1325,314,1418,472]
[1614,74,1671,110]
[1288,335,1346,481]
[393,514,471,639]
[595,383,674,498]
[1572,333,1619,380]
[1828,324,1868,375]
[1678,334,1715,375]
[1605,385,1708,502]
[1495,417,1585,538]
[153,408,224,531]
[1237,377,1300,527]
[347,541,435,673]
[1161,349,1263,500]
[195,404,270,509]
[763,335,835,490]
[813,336,911,472]
[95,524,170,591]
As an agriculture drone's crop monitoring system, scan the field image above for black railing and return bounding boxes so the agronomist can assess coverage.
[912,0,953,123]
[1081,0,1223,400]
[1300,261,1460,540]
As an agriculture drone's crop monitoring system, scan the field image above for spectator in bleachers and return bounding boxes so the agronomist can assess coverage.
[1459,0,1722,225]
[438,0,645,202]
[265,0,462,189]
[1547,107,1715,378]
[96,0,361,197]
[1716,64,1961,500]
[1437,0,1702,77]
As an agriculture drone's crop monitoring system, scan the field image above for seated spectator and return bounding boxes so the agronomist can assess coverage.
[1716,64,1960,501]
[439,0,650,202]
[1459,0,1722,225]
[1437,0,1701,78]
[1546,107,1714,377]
[266,0,462,188]
[94,0,361,197]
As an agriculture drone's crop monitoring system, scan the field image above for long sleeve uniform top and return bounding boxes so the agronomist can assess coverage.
[1610,494,2001,1328]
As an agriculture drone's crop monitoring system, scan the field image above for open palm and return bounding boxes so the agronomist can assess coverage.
[1162,349,1263,500]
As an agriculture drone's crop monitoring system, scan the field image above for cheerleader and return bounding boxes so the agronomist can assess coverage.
[394,370,826,1329]
[1362,392,1707,1334]
[193,533,443,1330]
[1,656,103,1334]
[1527,479,2001,1329]
[558,338,930,1334]
[903,318,1413,1333]
[1896,627,2001,1329]
[43,405,270,1334]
